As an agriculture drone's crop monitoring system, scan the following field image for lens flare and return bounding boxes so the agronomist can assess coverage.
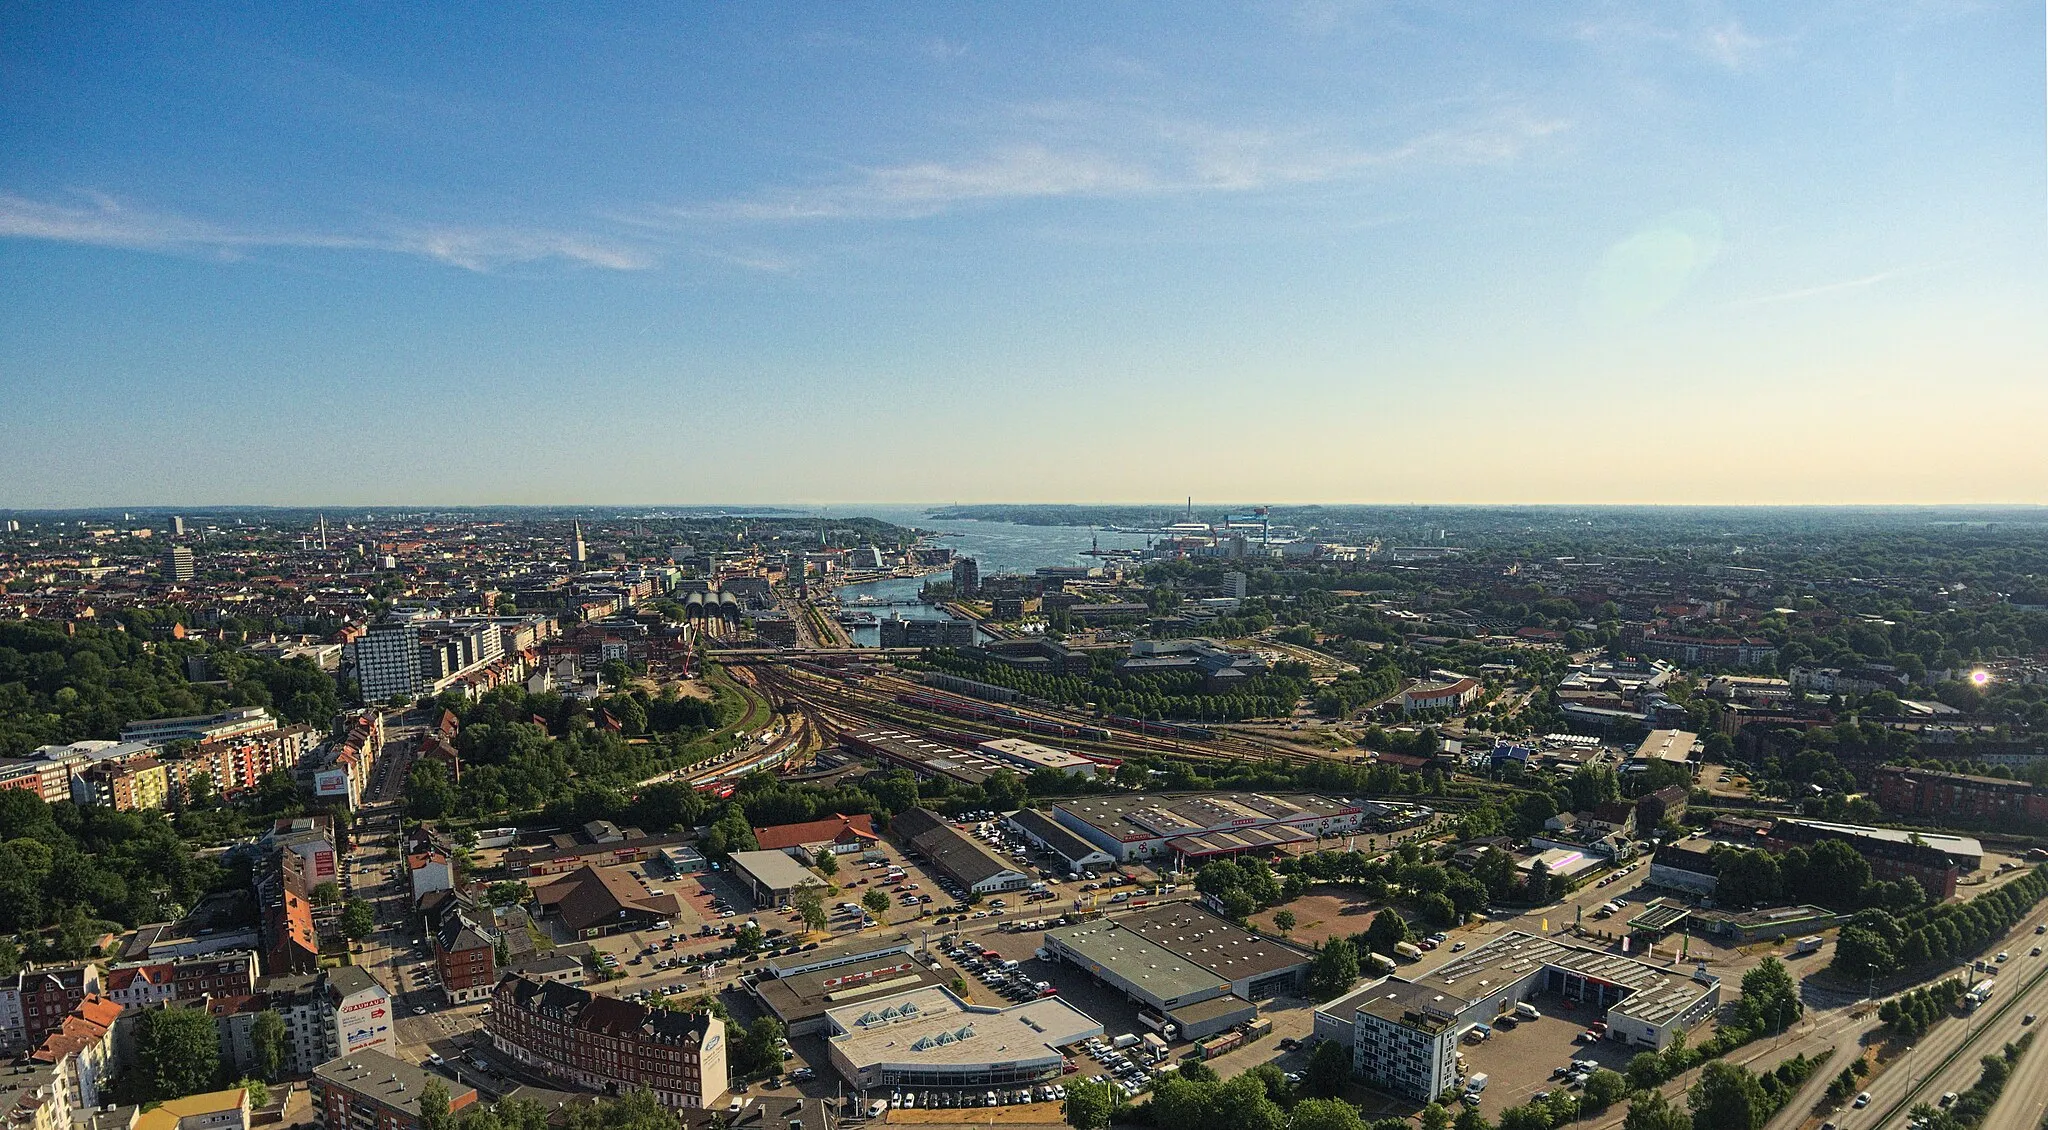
[1970,670,1992,686]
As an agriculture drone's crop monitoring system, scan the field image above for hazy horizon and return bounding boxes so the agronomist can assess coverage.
[4,4,2044,507]
[9,500,2048,516]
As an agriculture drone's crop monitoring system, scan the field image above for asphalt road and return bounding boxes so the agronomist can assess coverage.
[1831,933,2048,1130]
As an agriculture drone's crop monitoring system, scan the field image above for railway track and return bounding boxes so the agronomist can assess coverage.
[749,661,1334,770]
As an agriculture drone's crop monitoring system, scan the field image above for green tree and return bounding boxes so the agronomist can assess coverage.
[1064,1079,1116,1130]
[1273,910,1297,934]
[1497,1106,1551,1130]
[1304,1037,1353,1098]
[792,887,828,933]
[1735,957,1802,1034]
[1150,1075,1219,1130]
[1582,1069,1627,1111]
[1687,1062,1769,1130]
[1455,1108,1494,1130]
[251,1010,287,1082]
[1623,1091,1692,1130]
[813,847,839,879]
[407,761,457,819]
[1713,849,1784,908]
[1216,1073,1286,1130]
[733,1016,786,1077]
[1290,1098,1366,1130]
[235,1078,270,1109]
[1306,937,1360,1001]
[861,889,891,920]
[420,1079,454,1130]
[734,923,766,955]
[340,899,375,940]
[1419,1105,1454,1130]
[1833,926,1899,981]
[485,881,528,907]
[310,881,342,906]
[1362,909,1410,955]
[135,1006,221,1099]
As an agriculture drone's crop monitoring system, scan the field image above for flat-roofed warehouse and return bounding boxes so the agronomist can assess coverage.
[728,849,827,908]
[843,729,1006,787]
[1050,792,1367,863]
[823,986,1102,1092]
[753,947,951,1035]
[1041,903,1312,1020]
[977,738,1097,778]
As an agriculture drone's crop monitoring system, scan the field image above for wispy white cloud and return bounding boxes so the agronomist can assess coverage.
[1573,9,1774,70]
[1733,268,1911,307]
[683,106,1568,223]
[1697,21,1765,69]
[0,191,654,272]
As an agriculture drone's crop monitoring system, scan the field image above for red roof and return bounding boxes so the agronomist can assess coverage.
[751,813,878,852]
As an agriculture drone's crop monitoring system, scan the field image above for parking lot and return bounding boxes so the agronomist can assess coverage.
[1067,1034,1168,1104]
[1454,990,1650,1119]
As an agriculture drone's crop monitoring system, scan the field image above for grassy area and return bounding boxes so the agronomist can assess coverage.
[705,663,773,737]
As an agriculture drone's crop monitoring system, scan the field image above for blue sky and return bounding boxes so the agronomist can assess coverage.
[2,2,2043,506]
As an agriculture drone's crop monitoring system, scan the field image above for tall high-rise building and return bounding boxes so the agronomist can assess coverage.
[952,556,980,596]
[571,520,587,568]
[163,545,195,583]
[171,515,187,537]
[786,551,807,600]
[351,621,423,703]
[1222,571,1247,599]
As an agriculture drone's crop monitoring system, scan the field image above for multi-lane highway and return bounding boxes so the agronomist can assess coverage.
[1805,926,2048,1130]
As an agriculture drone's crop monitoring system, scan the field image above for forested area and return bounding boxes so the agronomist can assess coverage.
[0,620,340,756]
[0,787,225,959]
[917,649,1312,722]
[1831,865,2048,981]
[406,682,729,819]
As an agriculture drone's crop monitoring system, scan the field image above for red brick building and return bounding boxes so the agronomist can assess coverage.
[0,965,105,1052]
[1760,818,1972,901]
[433,910,498,1005]
[486,975,727,1109]
[1872,764,2048,824]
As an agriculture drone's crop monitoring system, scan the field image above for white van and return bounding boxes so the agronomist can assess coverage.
[1466,1073,1490,1094]
[1515,1003,1542,1021]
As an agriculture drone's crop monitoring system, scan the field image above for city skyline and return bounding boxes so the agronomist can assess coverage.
[3,3,2045,506]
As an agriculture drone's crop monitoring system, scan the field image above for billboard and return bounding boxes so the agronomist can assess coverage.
[341,996,390,1053]
[313,767,354,800]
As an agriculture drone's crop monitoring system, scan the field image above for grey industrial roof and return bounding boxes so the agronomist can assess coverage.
[755,953,948,1025]
[1418,931,1713,1028]
[1008,808,1111,865]
[1166,994,1258,1026]
[1045,918,1226,1002]
[1118,904,1313,982]
[907,823,1024,888]
[729,850,826,894]
[1052,792,1359,844]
